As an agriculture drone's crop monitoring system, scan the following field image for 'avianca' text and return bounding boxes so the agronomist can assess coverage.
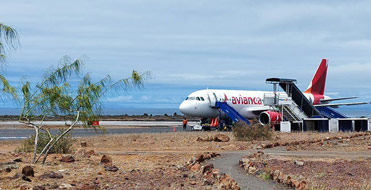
[230,96,262,105]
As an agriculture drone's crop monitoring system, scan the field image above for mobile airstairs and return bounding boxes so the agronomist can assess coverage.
[264,78,371,132]
[207,93,251,126]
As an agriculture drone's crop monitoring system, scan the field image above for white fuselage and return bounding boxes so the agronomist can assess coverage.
[179,89,286,119]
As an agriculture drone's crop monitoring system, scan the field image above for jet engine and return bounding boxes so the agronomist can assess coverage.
[259,111,282,125]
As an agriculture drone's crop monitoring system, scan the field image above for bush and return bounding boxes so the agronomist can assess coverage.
[16,129,75,154]
[232,122,272,141]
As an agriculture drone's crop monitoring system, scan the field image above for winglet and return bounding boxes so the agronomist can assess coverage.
[304,59,328,95]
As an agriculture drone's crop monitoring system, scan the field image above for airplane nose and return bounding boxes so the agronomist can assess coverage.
[179,101,188,115]
[179,101,195,115]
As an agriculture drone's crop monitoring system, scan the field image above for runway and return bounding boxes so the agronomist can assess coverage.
[0,121,198,140]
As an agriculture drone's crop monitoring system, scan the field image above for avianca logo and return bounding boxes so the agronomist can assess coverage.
[224,94,262,105]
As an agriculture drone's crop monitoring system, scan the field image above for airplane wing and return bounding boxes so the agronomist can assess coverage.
[315,102,370,108]
[248,107,272,115]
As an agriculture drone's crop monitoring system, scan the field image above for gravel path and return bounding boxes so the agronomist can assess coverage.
[208,151,291,190]
[208,145,371,190]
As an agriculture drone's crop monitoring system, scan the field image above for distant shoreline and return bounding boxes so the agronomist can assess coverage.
[0,114,200,122]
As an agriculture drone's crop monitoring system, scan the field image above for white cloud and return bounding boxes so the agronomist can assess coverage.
[106,96,133,102]
[1,0,371,108]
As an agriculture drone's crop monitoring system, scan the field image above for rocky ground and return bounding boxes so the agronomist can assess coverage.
[240,133,371,190]
[0,131,370,190]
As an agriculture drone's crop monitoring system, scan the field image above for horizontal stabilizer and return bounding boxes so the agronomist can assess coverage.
[320,97,358,103]
[315,102,369,108]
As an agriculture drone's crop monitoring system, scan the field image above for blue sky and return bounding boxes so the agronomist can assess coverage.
[1,0,371,111]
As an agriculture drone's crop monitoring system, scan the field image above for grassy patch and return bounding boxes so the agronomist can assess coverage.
[233,122,272,141]
[16,129,75,154]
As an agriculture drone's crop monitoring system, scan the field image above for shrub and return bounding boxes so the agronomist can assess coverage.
[232,122,273,141]
[16,129,75,154]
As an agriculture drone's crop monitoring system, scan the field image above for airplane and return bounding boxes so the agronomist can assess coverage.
[179,59,369,127]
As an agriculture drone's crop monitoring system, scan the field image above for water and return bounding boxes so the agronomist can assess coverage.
[0,107,370,117]
[0,108,181,116]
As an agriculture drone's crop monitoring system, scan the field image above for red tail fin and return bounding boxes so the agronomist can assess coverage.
[304,59,328,95]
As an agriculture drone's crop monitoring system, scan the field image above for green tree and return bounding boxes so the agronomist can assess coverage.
[0,23,19,62]
[19,55,149,164]
[0,23,19,99]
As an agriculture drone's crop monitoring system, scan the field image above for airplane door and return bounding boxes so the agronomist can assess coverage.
[207,92,217,107]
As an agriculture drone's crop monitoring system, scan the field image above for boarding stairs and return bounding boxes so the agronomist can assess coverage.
[215,102,251,125]
[265,78,346,121]
[281,104,307,123]
[207,92,251,125]
[264,93,308,122]
[265,78,323,123]
[276,79,322,118]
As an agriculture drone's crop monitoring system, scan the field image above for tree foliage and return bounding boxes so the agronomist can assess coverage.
[0,23,19,100]
[19,55,149,164]
[0,23,19,63]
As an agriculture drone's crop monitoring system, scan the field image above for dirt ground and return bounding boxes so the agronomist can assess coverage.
[240,133,371,190]
[0,131,370,189]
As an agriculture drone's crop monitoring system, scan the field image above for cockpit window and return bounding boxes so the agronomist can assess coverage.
[200,97,205,101]
[196,97,200,101]
[188,97,195,100]
[185,97,189,100]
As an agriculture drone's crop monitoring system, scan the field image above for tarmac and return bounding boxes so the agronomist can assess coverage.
[0,121,197,140]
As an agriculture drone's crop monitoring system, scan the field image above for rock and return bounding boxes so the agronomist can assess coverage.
[297,180,307,190]
[212,168,220,178]
[194,155,204,163]
[248,166,257,174]
[59,183,73,189]
[104,165,119,172]
[291,179,299,187]
[214,134,230,142]
[190,181,197,185]
[32,185,46,190]
[80,141,88,147]
[85,150,95,156]
[14,158,22,162]
[255,145,263,150]
[294,160,305,166]
[255,169,264,176]
[22,166,34,177]
[218,174,241,190]
[196,137,203,141]
[49,183,59,189]
[22,175,32,182]
[210,152,220,158]
[201,164,214,174]
[60,155,75,163]
[20,185,30,190]
[100,155,112,166]
[203,154,211,160]
[203,173,215,185]
[40,171,63,179]
[190,163,201,172]
[284,175,292,185]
